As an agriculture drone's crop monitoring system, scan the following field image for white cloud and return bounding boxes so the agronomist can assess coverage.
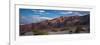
[32,10,46,14]
[47,13,50,14]
[39,17,53,20]
[32,10,45,13]
[60,11,73,14]
[39,10,45,13]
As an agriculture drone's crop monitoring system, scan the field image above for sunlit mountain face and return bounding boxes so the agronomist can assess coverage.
[19,8,90,25]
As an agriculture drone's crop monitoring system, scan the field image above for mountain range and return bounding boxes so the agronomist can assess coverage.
[20,14,90,35]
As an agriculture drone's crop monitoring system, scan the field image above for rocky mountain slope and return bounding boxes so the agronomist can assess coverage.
[20,15,90,35]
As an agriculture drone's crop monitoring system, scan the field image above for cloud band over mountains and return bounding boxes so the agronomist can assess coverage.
[20,15,53,24]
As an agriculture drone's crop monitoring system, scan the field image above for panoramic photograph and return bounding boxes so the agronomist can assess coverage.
[19,8,90,36]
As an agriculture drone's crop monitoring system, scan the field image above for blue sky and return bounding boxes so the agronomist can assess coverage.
[19,8,90,24]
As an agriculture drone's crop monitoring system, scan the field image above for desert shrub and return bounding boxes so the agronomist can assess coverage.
[32,29,48,35]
